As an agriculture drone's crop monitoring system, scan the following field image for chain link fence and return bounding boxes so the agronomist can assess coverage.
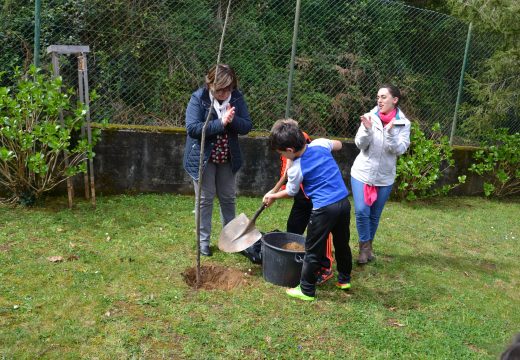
[0,0,507,142]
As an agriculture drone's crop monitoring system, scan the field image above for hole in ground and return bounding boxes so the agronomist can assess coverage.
[182,264,248,290]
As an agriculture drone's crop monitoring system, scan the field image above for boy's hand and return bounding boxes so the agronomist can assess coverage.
[263,192,276,207]
[330,139,342,151]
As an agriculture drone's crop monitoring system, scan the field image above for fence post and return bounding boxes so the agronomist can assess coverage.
[450,22,473,146]
[285,0,302,118]
[34,0,42,67]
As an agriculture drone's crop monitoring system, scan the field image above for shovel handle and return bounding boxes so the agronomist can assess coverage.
[261,174,288,212]
[260,173,289,215]
[253,174,288,223]
[251,203,267,223]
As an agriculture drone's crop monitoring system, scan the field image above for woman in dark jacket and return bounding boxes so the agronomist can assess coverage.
[183,64,252,256]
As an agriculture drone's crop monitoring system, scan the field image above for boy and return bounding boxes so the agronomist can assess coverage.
[276,130,334,285]
[263,119,352,301]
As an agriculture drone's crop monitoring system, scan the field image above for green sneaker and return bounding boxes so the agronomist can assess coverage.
[286,285,315,301]
[335,281,351,290]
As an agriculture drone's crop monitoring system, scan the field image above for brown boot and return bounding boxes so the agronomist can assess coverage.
[357,241,371,264]
[368,240,375,261]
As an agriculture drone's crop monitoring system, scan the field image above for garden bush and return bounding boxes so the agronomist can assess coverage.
[394,122,466,201]
[469,129,520,197]
[0,66,101,205]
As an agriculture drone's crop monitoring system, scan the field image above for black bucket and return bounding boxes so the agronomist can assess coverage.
[262,232,305,287]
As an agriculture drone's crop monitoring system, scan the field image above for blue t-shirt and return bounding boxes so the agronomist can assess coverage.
[286,138,348,209]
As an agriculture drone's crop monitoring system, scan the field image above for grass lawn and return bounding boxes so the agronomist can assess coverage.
[1,194,519,359]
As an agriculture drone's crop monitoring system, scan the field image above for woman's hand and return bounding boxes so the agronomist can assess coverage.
[222,104,235,126]
[360,115,372,129]
[386,118,396,130]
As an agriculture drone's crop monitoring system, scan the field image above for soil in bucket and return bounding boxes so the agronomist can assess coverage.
[262,232,305,287]
[282,242,305,251]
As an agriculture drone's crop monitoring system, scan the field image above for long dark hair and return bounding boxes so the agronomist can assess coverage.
[380,83,401,106]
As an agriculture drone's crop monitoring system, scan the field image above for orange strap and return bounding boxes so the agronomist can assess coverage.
[325,233,334,270]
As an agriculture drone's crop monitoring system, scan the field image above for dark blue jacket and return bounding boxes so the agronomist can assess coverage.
[183,87,252,180]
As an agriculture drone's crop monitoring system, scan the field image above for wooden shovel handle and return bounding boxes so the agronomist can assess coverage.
[250,203,267,223]
[252,174,288,222]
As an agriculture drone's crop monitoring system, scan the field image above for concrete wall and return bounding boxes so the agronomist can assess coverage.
[86,126,483,197]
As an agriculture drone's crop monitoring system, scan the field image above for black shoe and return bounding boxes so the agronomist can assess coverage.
[200,245,212,257]
[241,248,261,264]
[241,240,262,264]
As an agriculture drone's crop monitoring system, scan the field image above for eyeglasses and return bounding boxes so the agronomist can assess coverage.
[215,86,233,93]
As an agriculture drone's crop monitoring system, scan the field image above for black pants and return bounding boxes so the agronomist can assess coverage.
[287,188,313,235]
[287,189,332,270]
[300,196,352,297]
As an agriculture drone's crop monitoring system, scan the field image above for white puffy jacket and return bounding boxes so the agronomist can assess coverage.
[350,106,411,186]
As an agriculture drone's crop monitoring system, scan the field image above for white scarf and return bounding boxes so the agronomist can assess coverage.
[209,92,231,119]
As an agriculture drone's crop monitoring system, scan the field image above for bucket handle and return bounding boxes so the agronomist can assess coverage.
[294,254,304,263]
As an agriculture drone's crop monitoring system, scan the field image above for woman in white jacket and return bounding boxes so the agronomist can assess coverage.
[350,84,411,264]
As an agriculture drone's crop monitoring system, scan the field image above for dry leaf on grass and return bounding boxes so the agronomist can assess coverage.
[47,256,64,262]
[387,318,406,327]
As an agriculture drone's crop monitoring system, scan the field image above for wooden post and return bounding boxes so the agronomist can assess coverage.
[50,52,74,209]
[80,53,96,207]
[46,45,94,207]
[77,54,90,199]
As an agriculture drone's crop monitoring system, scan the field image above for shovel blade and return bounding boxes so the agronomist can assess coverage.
[218,213,261,253]
[219,228,262,253]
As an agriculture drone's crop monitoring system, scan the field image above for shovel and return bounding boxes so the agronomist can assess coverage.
[218,175,286,253]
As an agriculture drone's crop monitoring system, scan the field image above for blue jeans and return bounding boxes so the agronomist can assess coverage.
[193,162,236,247]
[350,176,393,243]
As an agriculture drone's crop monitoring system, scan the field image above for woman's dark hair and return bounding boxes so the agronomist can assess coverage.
[205,64,238,91]
[269,119,306,152]
[380,83,401,105]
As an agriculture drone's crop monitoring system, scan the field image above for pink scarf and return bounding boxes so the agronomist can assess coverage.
[363,184,378,206]
[379,108,397,125]
[362,108,397,206]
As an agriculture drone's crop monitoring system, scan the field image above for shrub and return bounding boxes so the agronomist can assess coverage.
[0,66,101,205]
[394,122,466,201]
[469,129,520,197]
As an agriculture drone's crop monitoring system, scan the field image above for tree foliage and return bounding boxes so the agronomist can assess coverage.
[0,0,507,140]
[448,0,520,140]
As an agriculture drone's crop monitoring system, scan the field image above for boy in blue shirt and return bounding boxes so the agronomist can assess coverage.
[263,119,352,301]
